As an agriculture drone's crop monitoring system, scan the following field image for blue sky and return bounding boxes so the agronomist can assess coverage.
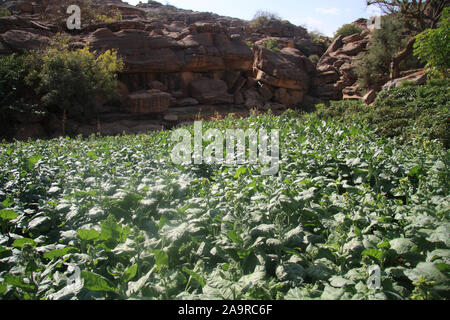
[124,0,382,37]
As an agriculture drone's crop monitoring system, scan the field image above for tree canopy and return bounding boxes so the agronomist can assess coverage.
[367,0,449,31]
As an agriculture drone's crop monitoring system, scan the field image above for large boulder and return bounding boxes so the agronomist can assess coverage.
[127,91,171,114]
[382,70,427,91]
[189,78,234,105]
[335,40,367,56]
[253,46,313,92]
[274,88,304,106]
[243,89,264,108]
[87,28,185,73]
[312,27,369,100]
[2,0,34,14]
[0,29,50,52]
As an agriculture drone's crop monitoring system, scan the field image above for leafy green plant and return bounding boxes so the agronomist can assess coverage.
[309,54,320,65]
[261,39,280,52]
[314,81,450,147]
[413,7,450,79]
[354,15,422,89]
[0,8,10,17]
[26,34,124,120]
[0,54,36,111]
[334,23,362,39]
[0,110,448,300]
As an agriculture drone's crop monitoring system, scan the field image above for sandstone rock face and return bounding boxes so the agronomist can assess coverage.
[253,47,313,95]
[0,29,50,52]
[243,89,264,108]
[362,89,377,105]
[313,29,370,100]
[274,88,304,106]
[0,0,355,139]
[127,91,171,114]
[381,70,427,91]
[189,78,234,104]
[87,23,253,73]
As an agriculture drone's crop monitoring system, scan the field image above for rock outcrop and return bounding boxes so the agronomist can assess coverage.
[0,0,329,140]
[312,21,370,100]
[381,69,427,91]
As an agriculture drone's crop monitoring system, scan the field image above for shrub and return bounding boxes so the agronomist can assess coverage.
[0,54,36,111]
[27,35,124,119]
[334,23,362,39]
[354,15,422,89]
[0,8,10,17]
[0,54,39,137]
[398,80,417,88]
[309,30,325,39]
[413,7,450,79]
[314,81,450,147]
[295,39,311,56]
[309,54,320,65]
[261,39,280,51]
[250,10,281,28]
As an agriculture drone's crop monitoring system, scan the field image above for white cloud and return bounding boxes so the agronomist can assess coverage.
[345,8,351,13]
[315,7,340,15]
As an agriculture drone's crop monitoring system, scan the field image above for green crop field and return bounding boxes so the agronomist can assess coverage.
[0,111,449,300]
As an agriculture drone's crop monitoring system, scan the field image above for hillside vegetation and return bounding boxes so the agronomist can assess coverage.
[315,80,450,147]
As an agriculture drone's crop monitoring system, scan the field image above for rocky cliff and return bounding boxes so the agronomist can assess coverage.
[0,0,335,139]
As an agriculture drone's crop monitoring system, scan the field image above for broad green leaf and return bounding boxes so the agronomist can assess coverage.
[0,209,18,221]
[434,263,450,273]
[329,276,353,288]
[126,267,155,296]
[182,266,206,288]
[2,198,13,208]
[151,249,169,269]
[99,216,127,248]
[123,264,138,283]
[408,165,423,177]
[25,155,42,171]
[234,167,248,179]
[81,272,116,293]
[227,229,243,244]
[77,229,100,241]
[43,247,79,260]
[0,246,11,259]
[362,249,384,261]
[12,238,37,249]
[87,151,98,159]
[405,262,447,284]
[0,282,6,295]
[4,274,37,292]
[377,239,390,250]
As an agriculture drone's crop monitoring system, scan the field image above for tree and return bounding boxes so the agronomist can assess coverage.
[366,0,449,79]
[250,10,282,28]
[27,35,124,121]
[367,0,449,31]
[354,15,421,88]
[413,7,450,78]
